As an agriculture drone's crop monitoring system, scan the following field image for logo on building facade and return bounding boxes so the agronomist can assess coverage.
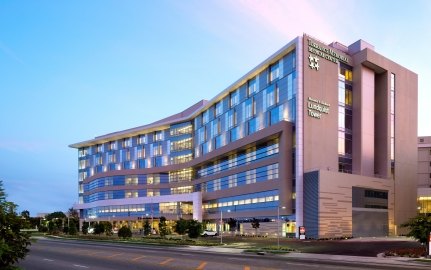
[308,55,320,70]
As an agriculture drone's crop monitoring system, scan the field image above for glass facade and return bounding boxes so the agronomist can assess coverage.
[75,48,297,222]
[338,63,353,173]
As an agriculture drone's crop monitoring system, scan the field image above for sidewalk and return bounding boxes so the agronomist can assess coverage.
[282,252,430,267]
[183,244,431,269]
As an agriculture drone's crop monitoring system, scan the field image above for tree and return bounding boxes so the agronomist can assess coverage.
[158,216,169,237]
[251,218,260,235]
[402,213,431,254]
[67,207,79,233]
[143,219,151,236]
[227,218,237,232]
[20,210,30,219]
[101,221,113,236]
[46,211,66,234]
[118,226,132,239]
[0,180,31,267]
[82,222,89,235]
[174,218,189,237]
[188,220,202,238]
[93,222,105,235]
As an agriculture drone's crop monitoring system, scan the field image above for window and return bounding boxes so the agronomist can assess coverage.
[230,127,239,142]
[138,135,147,144]
[230,89,239,107]
[109,141,117,151]
[154,131,164,142]
[247,78,257,96]
[266,85,279,108]
[244,98,254,119]
[269,62,280,83]
[248,118,257,135]
[215,101,223,116]
[153,144,162,156]
[202,110,209,124]
[137,147,145,159]
[96,144,103,153]
[122,138,131,148]
[227,109,237,128]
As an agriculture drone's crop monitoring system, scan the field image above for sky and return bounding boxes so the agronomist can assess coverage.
[0,0,430,216]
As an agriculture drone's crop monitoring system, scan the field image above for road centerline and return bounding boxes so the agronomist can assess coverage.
[196,261,207,270]
[131,255,147,261]
[159,258,174,265]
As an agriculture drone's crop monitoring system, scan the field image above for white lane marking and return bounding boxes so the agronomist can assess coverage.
[43,258,54,262]
[73,264,89,268]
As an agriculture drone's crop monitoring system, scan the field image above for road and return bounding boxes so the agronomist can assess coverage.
[17,237,430,270]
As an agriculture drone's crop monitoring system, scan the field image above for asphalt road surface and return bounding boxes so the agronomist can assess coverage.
[16,238,429,270]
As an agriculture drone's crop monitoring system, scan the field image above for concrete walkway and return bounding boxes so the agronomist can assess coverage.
[182,244,431,269]
[282,252,430,268]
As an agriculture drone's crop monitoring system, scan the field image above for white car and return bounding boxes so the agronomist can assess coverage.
[87,227,95,234]
[201,230,218,236]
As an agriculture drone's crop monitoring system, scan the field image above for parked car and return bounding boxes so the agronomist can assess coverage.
[201,230,218,236]
[87,227,95,234]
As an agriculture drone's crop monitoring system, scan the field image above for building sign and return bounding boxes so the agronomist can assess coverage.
[308,38,349,64]
[307,97,330,119]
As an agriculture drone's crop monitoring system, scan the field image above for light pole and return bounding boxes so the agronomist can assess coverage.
[220,209,223,244]
[277,206,286,249]
[220,209,230,244]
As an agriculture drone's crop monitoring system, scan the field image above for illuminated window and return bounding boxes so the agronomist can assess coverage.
[153,144,162,156]
[125,175,138,185]
[269,62,280,82]
[122,138,131,148]
[138,135,147,144]
[125,190,138,198]
[248,78,257,96]
[154,131,164,142]
[215,101,223,116]
[230,89,239,107]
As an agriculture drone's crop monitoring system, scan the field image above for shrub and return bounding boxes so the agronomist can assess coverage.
[188,220,202,238]
[143,219,151,236]
[118,226,132,239]
[0,180,31,267]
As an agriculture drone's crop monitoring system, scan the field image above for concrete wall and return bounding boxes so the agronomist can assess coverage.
[304,170,394,238]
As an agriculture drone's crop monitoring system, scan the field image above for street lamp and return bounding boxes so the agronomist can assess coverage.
[277,206,286,249]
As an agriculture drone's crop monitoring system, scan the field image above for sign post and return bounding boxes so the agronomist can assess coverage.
[299,226,306,240]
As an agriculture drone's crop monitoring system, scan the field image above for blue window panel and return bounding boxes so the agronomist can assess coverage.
[160,189,170,196]
[113,190,125,199]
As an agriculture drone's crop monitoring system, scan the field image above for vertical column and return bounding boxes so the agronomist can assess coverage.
[192,192,202,221]
[295,36,304,238]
